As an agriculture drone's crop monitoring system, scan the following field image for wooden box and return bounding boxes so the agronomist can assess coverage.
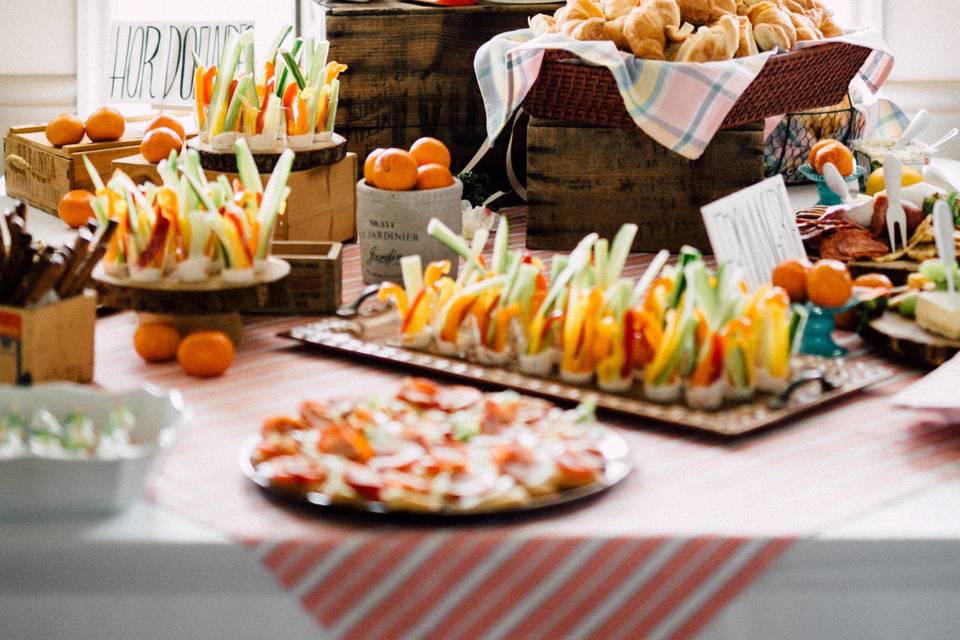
[0,292,96,384]
[113,153,358,243]
[326,0,560,170]
[525,119,764,252]
[258,241,342,315]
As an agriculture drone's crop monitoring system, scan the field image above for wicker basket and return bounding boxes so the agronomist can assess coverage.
[523,42,872,131]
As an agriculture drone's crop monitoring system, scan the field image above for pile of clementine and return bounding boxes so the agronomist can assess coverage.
[364,137,455,191]
[140,114,186,164]
[772,257,854,308]
[44,106,127,147]
[134,323,235,378]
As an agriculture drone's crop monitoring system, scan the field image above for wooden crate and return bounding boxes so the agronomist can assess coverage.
[113,152,358,243]
[258,241,342,314]
[0,292,96,384]
[326,0,560,170]
[526,119,765,252]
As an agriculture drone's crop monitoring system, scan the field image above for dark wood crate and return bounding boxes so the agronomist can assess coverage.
[326,0,560,171]
[526,118,764,252]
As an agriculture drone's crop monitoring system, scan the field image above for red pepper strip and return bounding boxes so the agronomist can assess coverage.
[541,309,565,339]
[400,288,428,333]
[281,83,299,135]
[227,78,238,105]
[264,60,275,84]
[226,212,253,264]
[202,66,217,106]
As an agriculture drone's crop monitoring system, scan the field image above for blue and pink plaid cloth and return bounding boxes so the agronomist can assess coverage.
[475,27,902,160]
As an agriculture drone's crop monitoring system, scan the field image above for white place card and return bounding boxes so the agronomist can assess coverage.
[700,175,808,290]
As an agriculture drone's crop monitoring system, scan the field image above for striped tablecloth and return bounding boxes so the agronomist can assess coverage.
[92,209,959,640]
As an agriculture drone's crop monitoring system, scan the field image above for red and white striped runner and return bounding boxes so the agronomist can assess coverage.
[91,208,960,639]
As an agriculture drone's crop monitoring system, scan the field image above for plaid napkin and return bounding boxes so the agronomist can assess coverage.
[475,27,895,160]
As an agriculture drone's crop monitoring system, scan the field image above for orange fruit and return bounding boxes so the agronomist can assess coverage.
[134,323,181,363]
[45,113,85,146]
[415,163,455,190]
[812,141,854,176]
[57,189,95,228]
[409,137,451,169]
[807,259,853,308]
[145,114,186,141]
[771,258,812,302]
[807,139,838,167]
[177,331,235,378]
[372,148,419,191]
[363,148,386,185]
[140,127,183,164]
[85,106,125,142]
[853,273,893,290]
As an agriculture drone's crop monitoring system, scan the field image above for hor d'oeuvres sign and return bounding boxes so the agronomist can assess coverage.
[106,21,252,106]
[700,175,807,290]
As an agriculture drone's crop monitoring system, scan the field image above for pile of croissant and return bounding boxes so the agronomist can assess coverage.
[531,0,844,62]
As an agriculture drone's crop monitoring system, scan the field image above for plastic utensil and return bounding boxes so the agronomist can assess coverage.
[823,162,852,203]
[932,199,957,299]
[929,127,958,151]
[894,109,930,149]
[883,154,908,251]
[923,164,959,193]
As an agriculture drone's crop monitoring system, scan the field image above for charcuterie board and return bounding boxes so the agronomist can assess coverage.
[861,311,960,367]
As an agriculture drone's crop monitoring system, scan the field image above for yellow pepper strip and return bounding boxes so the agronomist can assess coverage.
[401,288,434,335]
[644,309,681,384]
[433,277,455,312]
[440,294,479,343]
[595,315,626,383]
[424,261,452,289]
[492,303,520,353]
[472,290,500,347]
[377,283,409,318]
[643,277,674,322]
[563,288,603,374]
[194,66,206,130]
[323,62,348,86]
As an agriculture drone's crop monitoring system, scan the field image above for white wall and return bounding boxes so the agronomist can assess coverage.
[0,0,77,162]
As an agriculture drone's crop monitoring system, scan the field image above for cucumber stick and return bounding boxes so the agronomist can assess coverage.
[242,30,255,76]
[400,255,423,302]
[275,38,303,97]
[208,32,242,135]
[234,137,262,194]
[256,148,295,258]
[281,49,307,90]
[324,80,340,132]
[266,24,292,65]
[224,75,252,132]
[605,223,637,286]
[307,41,330,89]
[81,155,105,192]
[491,216,510,274]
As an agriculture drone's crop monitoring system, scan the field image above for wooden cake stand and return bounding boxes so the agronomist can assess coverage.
[187,134,347,173]
[93,257,291,344]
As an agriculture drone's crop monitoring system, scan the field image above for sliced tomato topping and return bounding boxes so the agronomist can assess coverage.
[482,399,519,431]
[556,450,604,485]
[343,463,383,500]
[260,415,307,436]
[382,469,431,494]
[317,424,373,462]
[436,385,483,412]
[445,472,495,500]
[254,435,299,463]
[397,377,440,408]
[263,455,327,491]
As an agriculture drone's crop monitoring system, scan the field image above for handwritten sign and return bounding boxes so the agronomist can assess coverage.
[700,175,807,290]
[106,21,253,105]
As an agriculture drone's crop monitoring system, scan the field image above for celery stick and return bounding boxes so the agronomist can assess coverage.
[307,41,330,89]
[242,30,255,76]
[81,155,105,192]
[605,223,637,286]
[256,148,295,258]
[243,74,260,111]
[304,88,320,134]
[280,50,307,90]
[224,75,251,132]
[549,254,567,285]
[460,226,489,285]
[217,174,234,200]
[593,239,609,288]
[266,24,292,65]
[667,246,703,309]
[261,94,281,137]
[491,216,509,274]
[631,249,668,305]
[400,255,423,302]
[509,263,539,316]
[235,137,262,194]
[302,37,314,80]
[275,38,304,97]
[91,196,109,227]
[533,233,598,321]
[324,80,340,132]
[207,32,242,136]
[183,170,216,213]
[499,252,522,307]
[427,218,471,257]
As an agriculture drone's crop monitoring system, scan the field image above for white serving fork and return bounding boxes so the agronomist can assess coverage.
[932,200,957,302]
[883,154,909,251]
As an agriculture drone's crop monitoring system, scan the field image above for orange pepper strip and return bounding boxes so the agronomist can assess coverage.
[492,304,520,353]
[377,282,409,318]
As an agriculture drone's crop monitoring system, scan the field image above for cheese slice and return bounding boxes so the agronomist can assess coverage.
[916,291,960,340]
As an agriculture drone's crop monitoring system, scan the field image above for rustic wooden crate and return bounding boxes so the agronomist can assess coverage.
[526,118,765,252]
[326,0,560,170]
[113,152,358,243]
[258,241,342,314]
[0,292,96,384]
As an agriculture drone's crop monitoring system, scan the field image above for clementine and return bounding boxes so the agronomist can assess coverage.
[140,127,183,164]
[415,163,455,190]
[85,106,125,142]
[409,137,451,169]
[807,138,838,167]
[134,323,182,363]
[177,331,235,378]
[363,148,386,185]
[853,273,893,290]
[57,189,95,229]
[372,148,418,191]
[771,258,812,302]
[45,114,85,146]
[145,114,186,141]
[813,141,854,176]
[807,260,853,308]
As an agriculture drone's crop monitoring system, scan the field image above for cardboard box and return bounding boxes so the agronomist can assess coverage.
[0,292,96,384]
[112,153,358,243]
[259,241,342,314]
[525,118,765,252]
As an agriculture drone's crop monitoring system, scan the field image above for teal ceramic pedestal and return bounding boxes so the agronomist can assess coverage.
[800,299,857,358]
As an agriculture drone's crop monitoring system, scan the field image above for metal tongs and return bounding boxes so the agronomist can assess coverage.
[883,154,909,252]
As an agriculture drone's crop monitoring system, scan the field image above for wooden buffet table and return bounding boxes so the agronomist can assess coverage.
[1,177,959,639]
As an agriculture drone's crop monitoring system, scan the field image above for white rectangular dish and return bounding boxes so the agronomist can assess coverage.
[0,383,186,516]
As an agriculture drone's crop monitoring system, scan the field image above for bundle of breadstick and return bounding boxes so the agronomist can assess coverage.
[0,201,117,307]
[530,0,843,62]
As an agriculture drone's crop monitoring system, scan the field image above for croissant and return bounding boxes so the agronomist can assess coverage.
[555,0,605,23]
[809,0,843,37]
[530,14,558,36]
[790,12,822,41]
[748,1,797,51]
[603,0,640,20]
[560,16,607,40]
[677,0,737,25]
[624,0,682,60]
[672,14,739,62]
[735,15,759,57]
[602,16,630,49]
